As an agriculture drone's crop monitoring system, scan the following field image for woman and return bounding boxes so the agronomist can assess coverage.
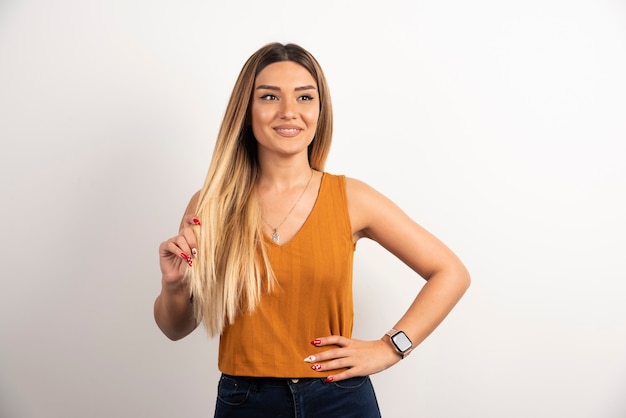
[154,42,470,417]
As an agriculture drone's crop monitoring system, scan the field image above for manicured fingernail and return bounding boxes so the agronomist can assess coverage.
[324,376,333,383]
[180,252,193,267]
[311,339,321,346]
[311,364,322,371]
[192,217,201,226]
[304,355,316,363]
[191,248,198,258]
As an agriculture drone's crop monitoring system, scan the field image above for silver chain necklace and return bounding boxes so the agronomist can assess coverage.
[261,169,314,244]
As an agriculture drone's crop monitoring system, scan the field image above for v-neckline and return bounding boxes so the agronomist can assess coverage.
[264,172,325,248]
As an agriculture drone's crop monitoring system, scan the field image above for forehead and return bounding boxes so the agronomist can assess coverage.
[254,61,317,88]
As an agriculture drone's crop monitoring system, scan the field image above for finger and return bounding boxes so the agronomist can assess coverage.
[308,357,351,373]
[303,347,347,364]
[171,235,193,258]
[161,237,193,267]
[180,227,199,258]
[310,335,349,348]
[180,215,201,257]
[323,370,355,383]
[182,214,201,227]
[305,336,352,363]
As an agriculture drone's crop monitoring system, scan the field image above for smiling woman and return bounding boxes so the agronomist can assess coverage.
[252,61,320,163]
[153,42,470,418]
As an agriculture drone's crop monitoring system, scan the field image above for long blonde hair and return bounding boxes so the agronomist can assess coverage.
[189,43,334,336]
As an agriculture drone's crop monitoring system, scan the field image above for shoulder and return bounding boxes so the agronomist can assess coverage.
[178,190,201,230]
[345,176,389,206]
[321,173,381,203]
[322,173,376,195]
[186,190,201,213]
[345,176,373,194]
[343,176,404,239]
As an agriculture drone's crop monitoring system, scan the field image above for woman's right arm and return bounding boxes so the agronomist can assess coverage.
[153,192,201,340]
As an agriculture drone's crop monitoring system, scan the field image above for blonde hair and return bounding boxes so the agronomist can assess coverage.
[189,43,333,336]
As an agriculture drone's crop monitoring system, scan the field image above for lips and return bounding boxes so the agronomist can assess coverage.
[274,126,303,137]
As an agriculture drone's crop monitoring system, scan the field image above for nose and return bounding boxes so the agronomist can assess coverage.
[280,99,297,119]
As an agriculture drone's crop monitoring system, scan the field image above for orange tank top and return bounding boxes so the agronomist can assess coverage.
[218,173,355,378]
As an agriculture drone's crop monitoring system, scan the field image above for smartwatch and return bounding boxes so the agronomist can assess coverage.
[385,329,414,359]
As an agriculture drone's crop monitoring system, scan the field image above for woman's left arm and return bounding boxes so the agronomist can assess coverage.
[305,177,471,382]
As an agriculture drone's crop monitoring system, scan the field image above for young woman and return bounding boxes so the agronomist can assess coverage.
[154,42,470,417]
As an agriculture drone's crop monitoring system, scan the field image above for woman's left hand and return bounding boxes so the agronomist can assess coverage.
[304,335,401,382]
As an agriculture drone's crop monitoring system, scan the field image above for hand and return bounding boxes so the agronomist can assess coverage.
[158,215,201,285]
[304,335,401,382]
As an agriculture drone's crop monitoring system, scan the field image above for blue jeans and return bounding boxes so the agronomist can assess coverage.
[214,373,381,418]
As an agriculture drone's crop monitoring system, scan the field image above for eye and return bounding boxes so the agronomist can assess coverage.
[260,94,278,101]
[298,94,315,101]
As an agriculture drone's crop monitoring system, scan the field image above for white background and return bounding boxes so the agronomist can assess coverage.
[1,1,625,417]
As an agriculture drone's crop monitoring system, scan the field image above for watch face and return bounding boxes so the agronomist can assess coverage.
[391,332,412,352]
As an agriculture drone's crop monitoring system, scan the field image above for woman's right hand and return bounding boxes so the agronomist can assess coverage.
[158,214,201,285]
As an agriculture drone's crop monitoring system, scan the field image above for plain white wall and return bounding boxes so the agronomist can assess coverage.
[1,0,625,417]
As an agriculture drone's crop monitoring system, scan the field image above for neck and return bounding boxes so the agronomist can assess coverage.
[257,155,313,190]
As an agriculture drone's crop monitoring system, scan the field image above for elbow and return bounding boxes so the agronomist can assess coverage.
[459,263,471,293]
[435,260,470,295]
[162,328,188,341]
[153,298,195,341]
[155,318,194,341]
[427,259,471,292]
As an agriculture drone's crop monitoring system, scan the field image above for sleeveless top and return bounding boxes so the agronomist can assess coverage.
[218,173,355,378]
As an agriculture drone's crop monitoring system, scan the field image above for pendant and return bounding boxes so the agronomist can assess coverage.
[271,229,280,243]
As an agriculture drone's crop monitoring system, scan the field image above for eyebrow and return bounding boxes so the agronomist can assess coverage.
[256,85,317,92]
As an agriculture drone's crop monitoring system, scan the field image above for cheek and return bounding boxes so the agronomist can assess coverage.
[304,108,320,126]
[250,107,271,130]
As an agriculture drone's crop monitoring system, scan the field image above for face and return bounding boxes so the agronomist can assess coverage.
[251,61,320,160]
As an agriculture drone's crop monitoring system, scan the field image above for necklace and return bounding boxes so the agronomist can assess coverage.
[261,169,314,244]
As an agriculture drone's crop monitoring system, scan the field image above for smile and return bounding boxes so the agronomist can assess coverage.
[274,128,302,137]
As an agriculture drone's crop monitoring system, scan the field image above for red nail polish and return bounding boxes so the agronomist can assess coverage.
[181,252,193,267]
[311,339,321,346]
[192,217,201,226]
[324,376,333,383]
